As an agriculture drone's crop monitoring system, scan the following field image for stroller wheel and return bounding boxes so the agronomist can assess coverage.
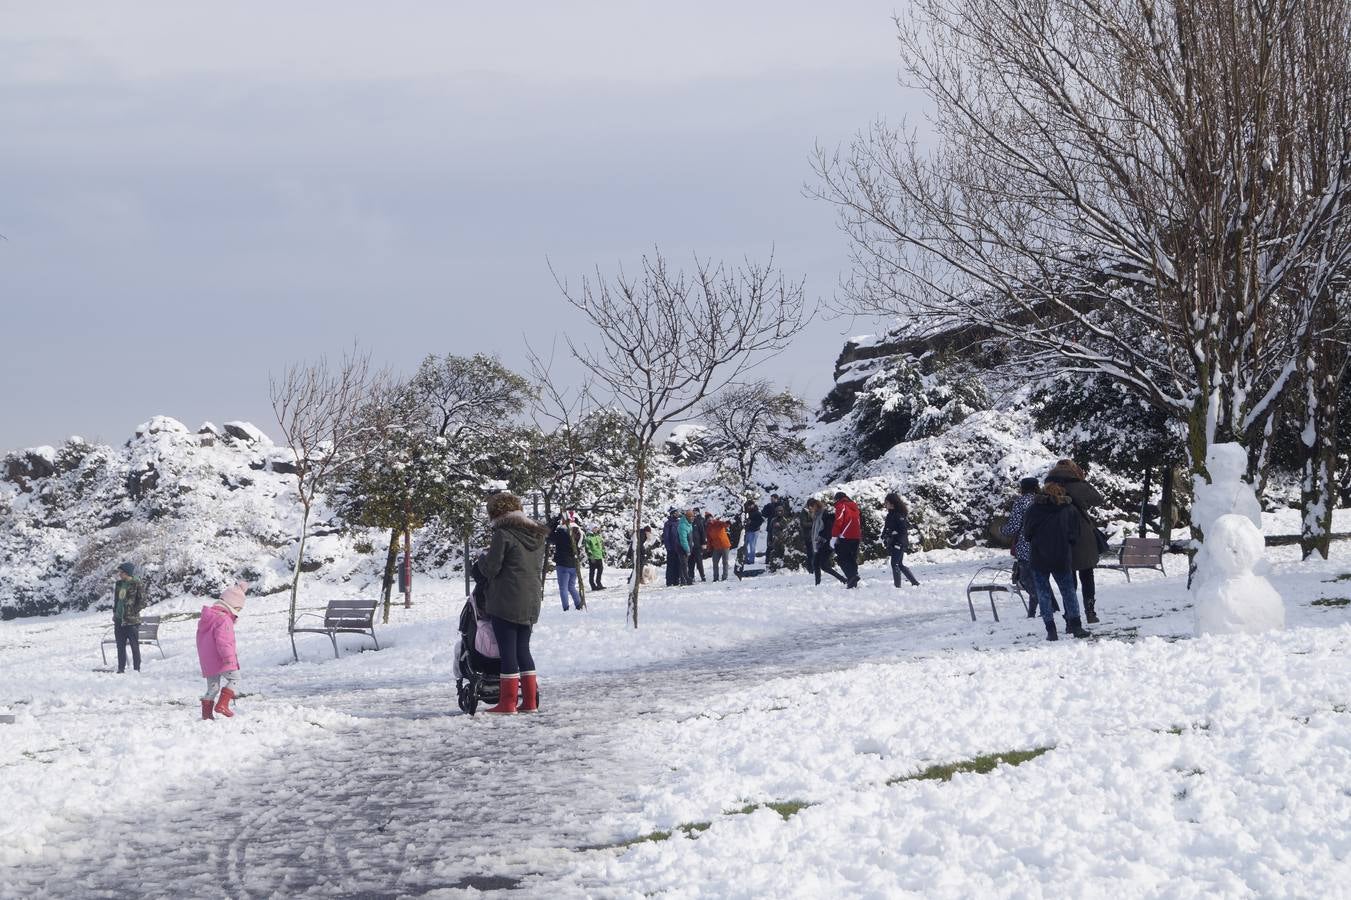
[456,680,474,715]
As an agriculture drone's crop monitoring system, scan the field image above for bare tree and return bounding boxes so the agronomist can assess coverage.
[556,249,811,626]
[813,0,1351,509]
[270,347,378,629]
[699,381,812,500]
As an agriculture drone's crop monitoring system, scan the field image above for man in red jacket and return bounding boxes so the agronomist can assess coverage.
[831,491,863,588]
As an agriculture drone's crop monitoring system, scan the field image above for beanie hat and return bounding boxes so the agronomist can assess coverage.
[118,562,136,577]
[486,492,523,521]
[1019,477,1041,493]
[219,581,249,614]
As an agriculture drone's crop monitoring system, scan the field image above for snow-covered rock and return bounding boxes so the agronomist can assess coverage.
[0,421,368,619]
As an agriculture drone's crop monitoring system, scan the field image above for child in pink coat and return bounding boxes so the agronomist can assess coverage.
[197,581,247,719]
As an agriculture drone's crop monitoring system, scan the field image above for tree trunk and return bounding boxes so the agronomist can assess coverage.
[1160,466,1177,548]
[1299,349,1342,560]
[288,504,311,630]
[628,459,648,629]
[381,526,399,625]
[402,522,413,608]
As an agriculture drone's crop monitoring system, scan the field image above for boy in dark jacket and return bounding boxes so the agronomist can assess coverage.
[112,562,146,673]
[1022,484,1092,641]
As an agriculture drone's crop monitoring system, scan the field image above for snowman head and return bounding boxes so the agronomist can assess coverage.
[1206,514,1265,576]
[1205,443,1249,485]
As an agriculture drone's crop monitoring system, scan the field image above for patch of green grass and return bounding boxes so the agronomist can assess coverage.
[1312,597,1351,607]
[887,747,1053,785]
[611,821,712,848]
[730,800,813,820]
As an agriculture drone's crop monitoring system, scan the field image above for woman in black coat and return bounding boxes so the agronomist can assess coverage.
[881,492,920,588]
[1045,459,1105,623]
[1021,483,1092,641]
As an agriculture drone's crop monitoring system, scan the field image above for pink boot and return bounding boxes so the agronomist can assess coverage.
[200,699,215,720]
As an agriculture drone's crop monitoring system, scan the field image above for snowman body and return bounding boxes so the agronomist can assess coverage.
[1193,514,1285,636]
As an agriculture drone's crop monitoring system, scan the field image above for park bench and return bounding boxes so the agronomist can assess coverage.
[964,565,1029,622]
[1097,537,1166,581]
[100,616,165,665]
[290,599,380,661]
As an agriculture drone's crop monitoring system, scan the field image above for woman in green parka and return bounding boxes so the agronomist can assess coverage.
[479,492,548,715]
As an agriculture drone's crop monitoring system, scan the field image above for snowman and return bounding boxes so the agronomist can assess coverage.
[1190,442,1284,636]
[1193,514,1285,636]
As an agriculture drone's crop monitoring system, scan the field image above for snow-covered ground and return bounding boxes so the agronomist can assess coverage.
[3,541,1351,898]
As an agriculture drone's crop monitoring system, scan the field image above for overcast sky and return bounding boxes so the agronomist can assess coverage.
[0,2,920,451]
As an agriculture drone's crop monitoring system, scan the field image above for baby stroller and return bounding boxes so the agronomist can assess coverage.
[454,560,501,716]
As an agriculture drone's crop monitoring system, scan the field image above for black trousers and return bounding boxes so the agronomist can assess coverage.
[686,547,705,582]
[835,539,861,587]
[489,617,534,677]
[115,622,141,672]
[665,550,688,586]
[1077,567,1096,602]
[814,545,847,585]
[588,559,604,589]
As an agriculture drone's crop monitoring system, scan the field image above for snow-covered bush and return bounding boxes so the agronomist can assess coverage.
[851,355,989,462]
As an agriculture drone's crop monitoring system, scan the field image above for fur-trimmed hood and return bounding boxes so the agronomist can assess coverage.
[491,509,549,548]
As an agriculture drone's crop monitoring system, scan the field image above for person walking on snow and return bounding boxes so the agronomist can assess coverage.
[807,499,847,585]
[831,492,863,588]
[662,509,687,587]
[677,510,694,585]
[742,499,764,566]
[1045,459,1106,624]
[1001,477,1053,617]
[1022,482,1092,641]
[705,513,732,581]
[196,581,247,719]
[582,530,606,591]
[686,507,708,583]
[111,562,146,674]
[882,493,921,588]
[762,495,784,570]
[549,515,586,611]
[481,492,548,714]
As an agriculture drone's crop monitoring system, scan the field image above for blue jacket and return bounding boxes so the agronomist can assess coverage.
[676,517,693,553]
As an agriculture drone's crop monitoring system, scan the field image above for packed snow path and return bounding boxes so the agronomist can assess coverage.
[12,610,954,898]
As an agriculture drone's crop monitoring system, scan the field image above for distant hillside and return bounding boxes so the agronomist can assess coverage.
[0,417,367,619]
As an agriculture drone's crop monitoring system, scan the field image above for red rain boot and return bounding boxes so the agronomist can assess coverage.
[484,676,519,715]
[519,672,539,713]
[201,699,215,720]
[214,687,237,718]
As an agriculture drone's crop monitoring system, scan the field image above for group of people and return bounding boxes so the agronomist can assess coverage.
[1000,459,1104,641]
[660,507,735,586]
[652,490,923,592]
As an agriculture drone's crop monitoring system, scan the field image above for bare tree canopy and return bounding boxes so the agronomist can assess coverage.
[269,347,380,627]
[556,247,812,625]
[814,0,1351,482]
[700,381,811,499]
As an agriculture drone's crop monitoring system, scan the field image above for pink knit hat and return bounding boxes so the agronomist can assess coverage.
[218,581,249,614]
